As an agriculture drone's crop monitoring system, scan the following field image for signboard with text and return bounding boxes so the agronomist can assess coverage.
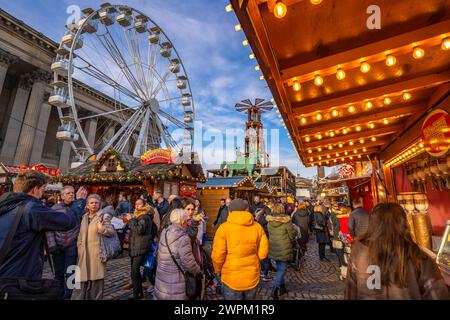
[141,148,175,165]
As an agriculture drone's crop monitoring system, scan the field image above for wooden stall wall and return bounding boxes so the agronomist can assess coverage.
[196,189,230,239]
[393,166,450,236]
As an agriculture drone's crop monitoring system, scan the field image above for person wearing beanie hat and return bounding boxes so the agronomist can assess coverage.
[211,198,269,300]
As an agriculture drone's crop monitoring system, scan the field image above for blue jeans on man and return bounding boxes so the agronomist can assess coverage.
[52,245,77,300]
[222,283,258,300]
[274,261,288,288]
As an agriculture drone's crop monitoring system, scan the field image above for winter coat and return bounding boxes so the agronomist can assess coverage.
[76,211,115,282]
[291,208,310,244]
[215,205,229,228]
[266,215,297,262]
[46,201,82,253]
[154,224,201,300]
[211,210,269,291]
[345,241,450,300]
[0,192,85,279]
[155,198,170,220]
[348,207,370,238]
[314,210,329,244]
[128,205,154,257]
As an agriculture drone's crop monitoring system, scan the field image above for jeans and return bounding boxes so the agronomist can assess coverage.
[222,283,258,300]
[52,245,77,300]
[131,254,145,299]
[274,261,288,288]
[335,248,346,267]
[260,258,270,276]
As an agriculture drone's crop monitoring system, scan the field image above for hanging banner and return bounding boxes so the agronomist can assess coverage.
[19,164,61,176]
[421,109,450,157]
[141,148,174,165]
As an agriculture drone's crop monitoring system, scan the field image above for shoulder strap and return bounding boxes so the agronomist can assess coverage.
[0,203,27,265]
[165,231,185,275]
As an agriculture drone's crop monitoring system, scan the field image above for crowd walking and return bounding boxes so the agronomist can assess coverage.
[0,170,448,301]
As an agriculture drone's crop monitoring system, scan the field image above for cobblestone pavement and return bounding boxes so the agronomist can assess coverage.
[44,238,344,300]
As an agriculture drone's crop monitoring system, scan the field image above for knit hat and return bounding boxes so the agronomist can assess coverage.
[229,199,249,212]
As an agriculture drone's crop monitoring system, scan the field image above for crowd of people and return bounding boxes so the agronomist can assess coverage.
[0,170,448,301]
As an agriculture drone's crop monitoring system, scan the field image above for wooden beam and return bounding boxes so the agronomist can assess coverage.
[305,124,403,149]
[280,20,450,81]
[298,103,426,136]
[292,72,450,116]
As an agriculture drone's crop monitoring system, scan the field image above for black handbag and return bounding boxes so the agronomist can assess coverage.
[165,231,198,300]
[0,204,63,300]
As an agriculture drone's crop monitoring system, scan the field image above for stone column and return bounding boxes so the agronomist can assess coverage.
[105,124,116,141]
[29,93,52,164]
[59,141,72,174]
[0,48,18,98]
[13,70,51,166]
[0,74,33,164]
[84,117,98,149]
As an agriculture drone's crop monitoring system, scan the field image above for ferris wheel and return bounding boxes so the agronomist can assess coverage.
[49,3,194,164]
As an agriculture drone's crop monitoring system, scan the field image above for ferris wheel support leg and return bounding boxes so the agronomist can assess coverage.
[133,108,151,157]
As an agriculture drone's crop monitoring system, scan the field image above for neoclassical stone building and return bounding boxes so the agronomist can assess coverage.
[0,9,125,173]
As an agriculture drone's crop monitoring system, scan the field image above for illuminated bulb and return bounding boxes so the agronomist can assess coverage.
[412,147,416,152]
[371,137,376,141]
[336,68,346,80]
[305,136,310,142]
[342,128,348,134]
[360,61,371,73]
[442,37,450,51]
[365,101,373,109]
[331,109,339,117]
[315,113,323,121]
[419,142,424,148]
[334,159,337,163]
[383,118,389,125]
[328,145,333,150]
[402,91,411,101]
[234,24,242,31]
[317,147,322,152]
[329,131,335,137]
[336,153,339,157]
[242,39,249,46]
[385,55,397,67]
[348,105,356,113]
[356,126,361,132]
[360,139,365,144]
[317,134,322,140]
[363,148,367,152]
[274,1,287,19]
[293,81,301,91]
[349,156,353,160]
[259,75,264,80]
[344,151,348,156]
[353,150,357,154]
[300,117,307,124]
[383,96,391,105]
[225,4,233,12]
[369,123,375,129]
[308,149,312,154]
[349,141,354,146]
[358,155,361,159]
[249,53,255,59]
[310,0,323,4]
[338,143,343,148]
[314,74,323,86]
[255,65,260,71]
[318,156,322,160]
[413,46,425,59]
[310,158,313,162]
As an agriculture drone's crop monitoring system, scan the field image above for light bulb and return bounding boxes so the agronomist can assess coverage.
[317,134,322,140]
[317,147,322,152]
[336,153,339,157]
[385,55,396,67]
[242,39,249,46]
[349,156,353,160]
[310,158,313,162]
[365,101,373,109]
[338,144,343,148]
[274,1,287,19]
[234,24,242,31]
[318,156,322,160]
[329,131,335,137]
[413,46,424,59]
[383,118,389,125]
[225,4,233,12]
[344,151,348,155]
[331,109,339,117]
[293,81,301,91]
[360,61,371,73]
[300,117,307,124]
[348,105,356,113]
[259,75,264,80]
[402,91,411,100]
[327,154,330,158]
[349,141,354,146]
[255,65,260,71]
[342,128,348,134]
[442,37,450,50]
[360,139,365,144]
[369,123,375,129]
[353,150,357,154]
[310,0,323,4]
[305,136,310,142]
[334,159,337,162]
[358,155,361,159]
[363,148,367,152]
[336,68,346,80]
[356,126,361,132]
[315,113,323,121]
[383,96,391,105]
[308,149,312,154]
[314,74,323,86]
[328,145,333,150]
[371,137,376,141]
[249,53,255,59]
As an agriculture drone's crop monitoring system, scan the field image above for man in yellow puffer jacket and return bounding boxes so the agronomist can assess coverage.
[211,199,269,299]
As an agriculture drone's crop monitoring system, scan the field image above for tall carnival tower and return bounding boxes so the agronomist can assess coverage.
[235,98,273,168]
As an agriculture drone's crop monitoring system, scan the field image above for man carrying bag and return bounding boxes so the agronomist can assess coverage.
[0,170,87,300]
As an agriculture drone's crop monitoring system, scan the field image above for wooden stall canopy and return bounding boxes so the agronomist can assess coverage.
[230,0,450,167]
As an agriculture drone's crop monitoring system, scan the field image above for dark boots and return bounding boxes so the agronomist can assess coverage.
[272,287,279,300]
[279,284,288,296]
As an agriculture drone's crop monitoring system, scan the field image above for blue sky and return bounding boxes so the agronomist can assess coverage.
[0,0,331,178]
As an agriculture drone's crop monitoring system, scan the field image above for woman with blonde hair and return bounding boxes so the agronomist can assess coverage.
[313,204,329,261]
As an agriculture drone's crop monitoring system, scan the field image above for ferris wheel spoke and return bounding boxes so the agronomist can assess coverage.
[132,108,151,157]
[78,107,135,121]
[155,115,178,150]
[151,69,172,98]
[158,109,189,129]
[147,43,159,97]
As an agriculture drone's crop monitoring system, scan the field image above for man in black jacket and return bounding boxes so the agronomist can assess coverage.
[348,199,369,238]
[0,170,87,280]
[152,190,170,221]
